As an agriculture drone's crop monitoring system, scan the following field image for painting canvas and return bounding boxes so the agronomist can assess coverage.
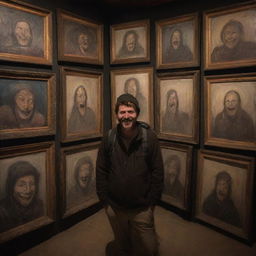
[195,150,254,240]
[111,68,153,126]
[0,0,52,64]
[0,142,55,243]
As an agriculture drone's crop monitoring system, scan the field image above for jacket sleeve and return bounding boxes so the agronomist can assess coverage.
[148,130,164,205]
[96,134,110,206]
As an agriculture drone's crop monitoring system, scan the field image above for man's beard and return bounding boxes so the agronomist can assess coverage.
[119,117,135,123]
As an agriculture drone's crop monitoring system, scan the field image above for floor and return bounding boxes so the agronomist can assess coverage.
[19,207,256,256]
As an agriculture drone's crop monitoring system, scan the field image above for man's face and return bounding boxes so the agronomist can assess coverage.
[78,33,89,52]
[223,24,241,49]
[13,175,36,207]
[166,160,178,185]
[126,33,136,52]
[78,163,91,189]
[171,31,181,50]
[117,104,137,130]
[14,21,32,46]
[224,92,239,116]
[216,179,229,201]
[75,87,86,108]
[15,89,34,119]
[126,79,137,97]
[167,92,178,113]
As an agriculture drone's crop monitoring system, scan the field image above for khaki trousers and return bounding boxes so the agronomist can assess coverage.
[105,206,158,256]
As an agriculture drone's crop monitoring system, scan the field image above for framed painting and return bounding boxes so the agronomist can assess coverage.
[0,0,52,65]
[156,70,199,144]
[156,13,199,69]
[61,142,99,218]
[160,142,192,210]
[204,1,256,70]
[204,73,256,151]
[60,67,103,142]
[110,19,150,64]
[111,67,153,127]
[0,69,56,140]
[57,9,103,65]
[0,142,55,243]
[195,150,254,240]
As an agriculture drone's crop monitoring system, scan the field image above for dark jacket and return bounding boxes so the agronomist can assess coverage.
[96,123,164,209]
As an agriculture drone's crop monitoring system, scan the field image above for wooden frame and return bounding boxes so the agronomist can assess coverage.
[160,141,192,210]
[110,19,150,64]
[204,1,256,70]
[0,0,52,65]
[0,69,56,140]
[156,13,199,69]
[111,67,154,127]
[204,73,256,151]
[61,142,99,218]
[57,9,103,65]
[60,67,103,142]
[0,142,55,243]
[195,150,254,240]
[156,70,199,144]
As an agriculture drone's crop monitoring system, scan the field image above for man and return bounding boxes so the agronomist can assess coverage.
[163,28,193,63]
[162,89,190,134]
[67,156,95,208]
[96,93,164,256]
[0,161,44,232]
[124,77,147,120]
[211,19,256,62]
[0,85,45,129]
[117,30,145,58]
[68,85,96,133]
[213,90,255,141]
[202,171,241,227]
[163,155,184,202]
[14,20,33,47]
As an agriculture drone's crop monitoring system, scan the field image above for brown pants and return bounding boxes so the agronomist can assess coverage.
[105,206,159,256]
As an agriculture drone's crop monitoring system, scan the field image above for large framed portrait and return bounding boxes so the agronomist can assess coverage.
[195,150,254,240]
[60,67,103,142]
[0,0,52,65]
[57,9,103,65]
[156,13,199,69]
[204,2,256,70]
[0,142,55,243]
[204,73,256,151]
[0,69,56,140]
[111,67,153,127]
[160,142,192,210]
[110,19,150,64]
[156,71,199,144]
[61,142,99,218]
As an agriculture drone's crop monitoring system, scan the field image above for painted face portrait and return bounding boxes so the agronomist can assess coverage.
[224,91,240,116]
[167,91,178,113]
[166,160,179,185]
[75,86,87,109]
[14,21,32,47]
[222,24,241,49]
[126,79,137,97]
[216,179,229,201]
[77,163,91,189]
[171,30,181,50]
[78,33,89,54]
[126,33,136,52]
[15,88,35,120]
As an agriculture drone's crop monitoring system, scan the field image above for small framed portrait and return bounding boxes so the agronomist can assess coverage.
[156,70,199,144]
[57,9,103,65]
[204,73,256,151]
[111,67,153,127]
[160,142,192,210]
[0,142,55,243]
[156,13,199,69]
[204,2,256,70]
[60,67,103,142]
[195,150,254,240]
[0,69,56,140]
[110,19,150,64]
[61,142,99,218]
[0,0,52,65]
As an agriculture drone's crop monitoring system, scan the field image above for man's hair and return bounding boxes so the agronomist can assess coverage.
[115,93,140,115]
[164,154,181,177]
[221,20,244,43]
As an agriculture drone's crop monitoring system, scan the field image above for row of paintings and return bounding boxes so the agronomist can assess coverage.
[0,141,254,243]
[1,1,256,70]
[1,67,255,151]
